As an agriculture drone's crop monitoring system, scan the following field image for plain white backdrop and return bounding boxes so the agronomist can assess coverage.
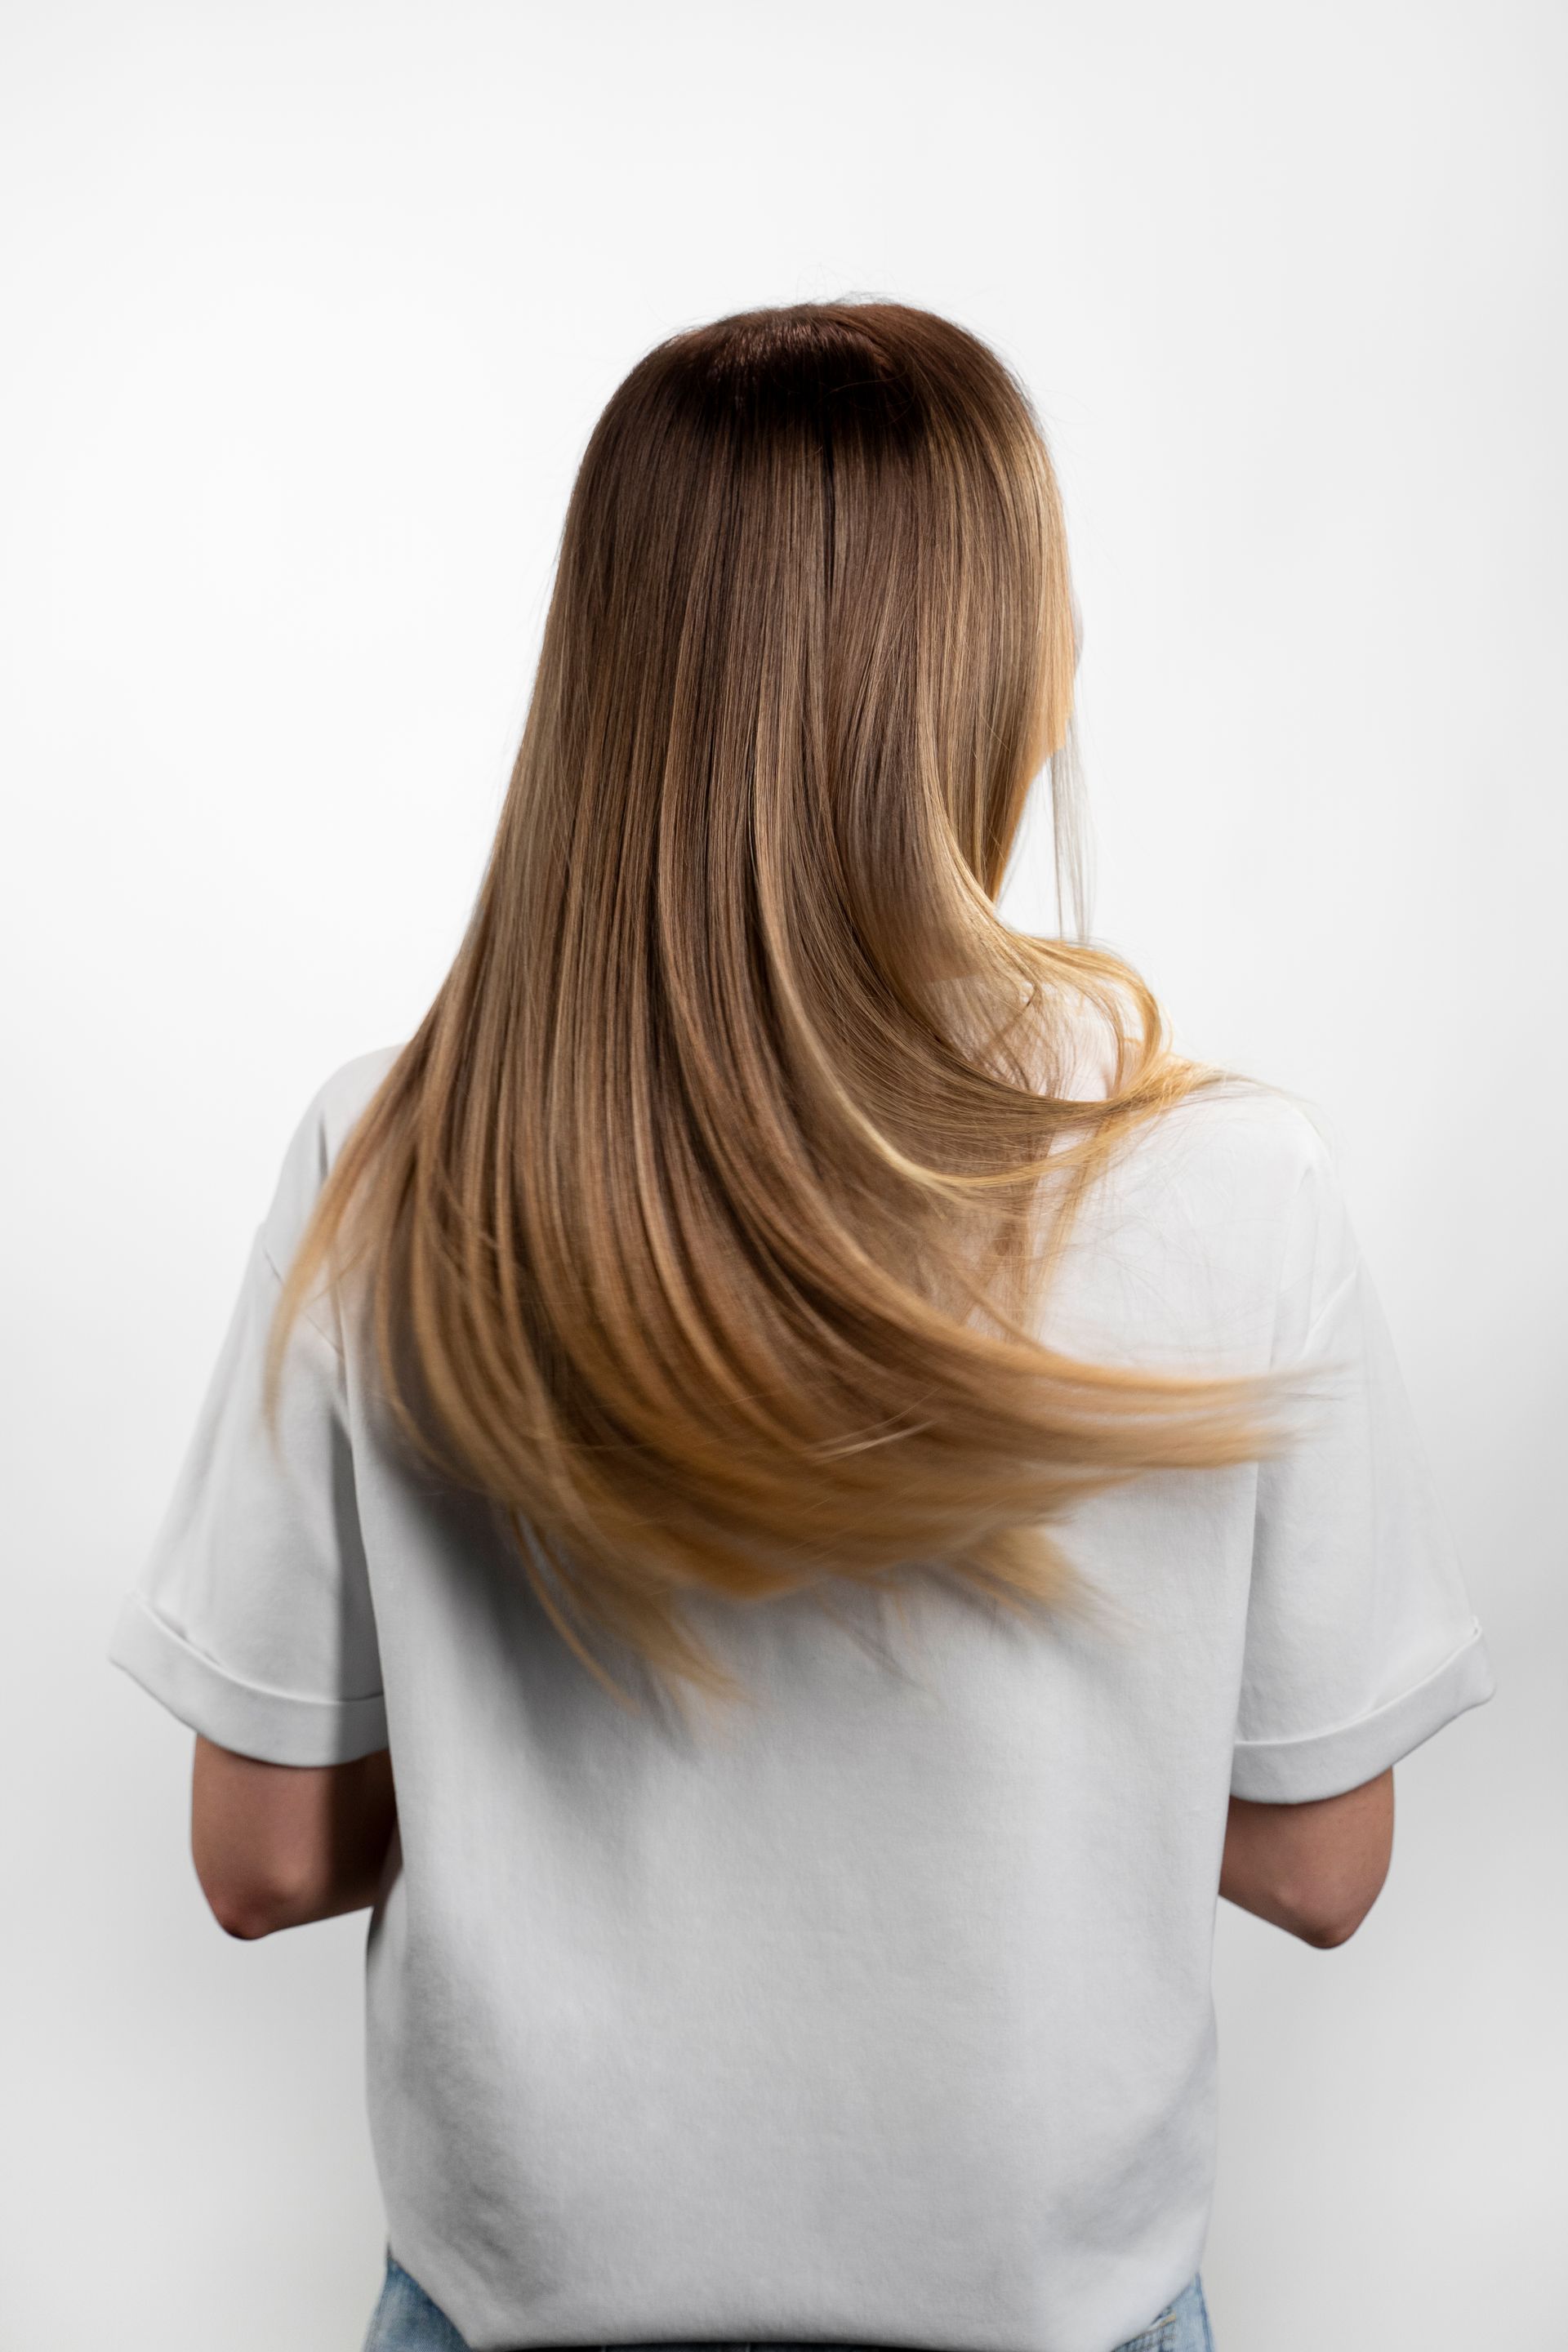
[2,3,1562,2346]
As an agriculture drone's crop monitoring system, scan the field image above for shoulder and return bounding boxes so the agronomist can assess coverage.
[1041,991,1339,1216]
[258,1043,407,1281]
[1147,1080,1366,1358]
[308,1042,407,1160]
[1044,1077,1354,1366]
[1106,1077,1340,1221]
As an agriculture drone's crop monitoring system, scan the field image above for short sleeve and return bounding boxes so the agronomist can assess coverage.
[106,1085,388,1766]
[1230,1128,1496,1803]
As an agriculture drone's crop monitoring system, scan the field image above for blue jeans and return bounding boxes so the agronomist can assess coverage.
[362,2251,1215,2352]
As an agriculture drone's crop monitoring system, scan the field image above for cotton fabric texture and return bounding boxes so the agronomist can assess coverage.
[108,1045,1494,2352]
[360,2252,1214,2350]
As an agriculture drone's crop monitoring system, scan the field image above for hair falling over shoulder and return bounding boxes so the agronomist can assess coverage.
[265,298,1294,1712]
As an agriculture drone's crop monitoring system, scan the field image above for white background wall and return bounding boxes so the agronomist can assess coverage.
[2,3,1561,2346]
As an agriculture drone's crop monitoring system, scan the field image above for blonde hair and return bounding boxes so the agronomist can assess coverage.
[267,299,1290,1709]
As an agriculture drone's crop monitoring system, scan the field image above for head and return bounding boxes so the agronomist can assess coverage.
[267,300,1286,1713]
[532,301,1081,937]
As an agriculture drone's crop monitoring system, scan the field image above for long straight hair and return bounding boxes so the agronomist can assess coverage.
[267,299,1291,1709]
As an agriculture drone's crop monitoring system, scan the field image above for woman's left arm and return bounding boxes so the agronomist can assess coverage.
[190,1735,399,1940]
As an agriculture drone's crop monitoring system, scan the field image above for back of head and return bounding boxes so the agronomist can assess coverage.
[267,299,1285,1709]
[542,298,1078,940]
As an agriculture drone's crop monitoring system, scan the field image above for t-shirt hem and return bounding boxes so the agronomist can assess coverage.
[107,1589,389,1766]
[1229,1619,1495,1802]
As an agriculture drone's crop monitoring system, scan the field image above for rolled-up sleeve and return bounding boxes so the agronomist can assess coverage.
[108,1205,387,1769]
[1231,1139,1495,1803]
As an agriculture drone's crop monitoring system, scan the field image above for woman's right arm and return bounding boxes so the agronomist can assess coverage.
[1220,1768,1395,1947]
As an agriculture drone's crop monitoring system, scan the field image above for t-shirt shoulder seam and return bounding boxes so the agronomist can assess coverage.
[1294,1261,1360,1359]
[256,1227,347,1362]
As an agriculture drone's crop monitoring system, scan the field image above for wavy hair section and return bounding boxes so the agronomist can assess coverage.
[266,300,1294,1711]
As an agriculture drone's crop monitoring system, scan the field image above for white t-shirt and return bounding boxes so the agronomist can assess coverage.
[107,1044,1495,2352]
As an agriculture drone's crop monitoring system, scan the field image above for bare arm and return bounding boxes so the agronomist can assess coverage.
[190,1737,1390,1948]
[1220,1766,1394,1947]
[190,1735,399,1940]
